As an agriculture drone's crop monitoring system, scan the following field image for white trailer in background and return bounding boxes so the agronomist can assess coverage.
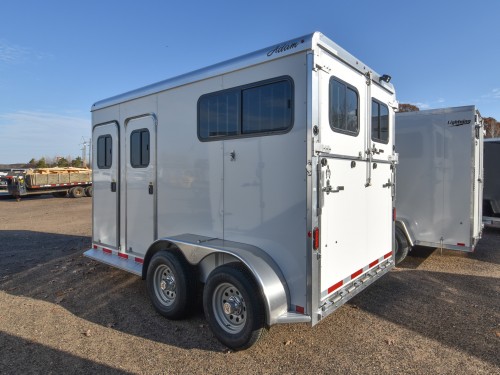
[84,32,398,350]
[483,138,500,228]
[395,106,483,263]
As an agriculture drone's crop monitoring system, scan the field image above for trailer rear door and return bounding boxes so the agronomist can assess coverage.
[93,122,119,249]
[316,53,394,303]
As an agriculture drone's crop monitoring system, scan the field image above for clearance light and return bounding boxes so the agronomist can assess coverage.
[313,227,320,250]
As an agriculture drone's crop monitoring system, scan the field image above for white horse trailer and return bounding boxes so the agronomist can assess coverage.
[483,138,500,228]
[395,106,484,263]
[85,32,398,350]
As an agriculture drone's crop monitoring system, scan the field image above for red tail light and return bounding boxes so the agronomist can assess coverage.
[313,227,320,250]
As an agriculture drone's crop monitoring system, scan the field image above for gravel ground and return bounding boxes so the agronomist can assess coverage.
[0,196,498,374]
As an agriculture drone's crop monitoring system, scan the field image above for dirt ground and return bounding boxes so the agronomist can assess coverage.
[0,196,498,374]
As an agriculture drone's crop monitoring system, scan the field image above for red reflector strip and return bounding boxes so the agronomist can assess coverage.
[295,305,304,314]
[135,257,144,264]
[93,245,98,249]
[102,248,112,254]
[118,253,128,259]
[457,243,465,246]
[328,280,343,294]
[351,269,363,279]
[369,259,379,268]
[384,251,392,259]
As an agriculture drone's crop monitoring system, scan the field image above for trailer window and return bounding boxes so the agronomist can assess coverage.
[97,135,112,169]
[329,78,359,135]
[198,76,293,141]
[130,129,150,168]
[242,80,292,134]
[371,100,389,143]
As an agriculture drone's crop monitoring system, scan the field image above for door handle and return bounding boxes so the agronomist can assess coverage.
[148,183,154,195]
[110,181,117,192]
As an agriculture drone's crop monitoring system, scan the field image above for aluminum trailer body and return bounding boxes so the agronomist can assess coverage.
[395,106,483,262]
[483,137,500,228]
[84,31,398,350]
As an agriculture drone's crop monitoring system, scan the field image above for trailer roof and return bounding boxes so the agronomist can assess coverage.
[396,105,478,117]
[92,31,395,111]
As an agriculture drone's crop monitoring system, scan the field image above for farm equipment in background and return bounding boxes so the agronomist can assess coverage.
[5,167,92,200]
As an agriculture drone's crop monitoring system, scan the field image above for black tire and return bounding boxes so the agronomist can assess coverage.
[69,186,84,198]
[146,251,193,320]
[84,186,93,197]
[203,263,266,351]
[52,191,68,198]
[395,226,410,264]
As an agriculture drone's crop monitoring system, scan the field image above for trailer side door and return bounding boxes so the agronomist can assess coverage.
[125,115,156,255]
[93,121,119,249]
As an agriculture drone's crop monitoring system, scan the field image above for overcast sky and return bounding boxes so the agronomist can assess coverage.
[1,0,499,163]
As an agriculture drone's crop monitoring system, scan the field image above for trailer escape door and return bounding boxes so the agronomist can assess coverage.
[93,122,119,249]
[125,115,156,255]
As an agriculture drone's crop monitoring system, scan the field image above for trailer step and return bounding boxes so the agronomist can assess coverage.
[84,247,143,276]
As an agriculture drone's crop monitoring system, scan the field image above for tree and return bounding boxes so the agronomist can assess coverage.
[35,158,47,168]
[28,158,36,166]
[71,156,83,167]
[483,117,500,139]
[398,103,420,112]
[56,157,69,167]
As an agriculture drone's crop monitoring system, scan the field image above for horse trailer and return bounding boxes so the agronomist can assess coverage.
[84,32,398,349]
[483,137,500,228]
[395,106,484,263]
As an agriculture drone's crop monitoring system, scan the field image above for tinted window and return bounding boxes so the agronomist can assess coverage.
[130,129,150,168]
[371,100,389,143]
[329,78,359,135]
[198,77,293,141]
[97,135,112,169]
[242,81,292,134]
[198,91,239,139]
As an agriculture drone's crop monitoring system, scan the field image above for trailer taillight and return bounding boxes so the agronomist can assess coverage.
[313,227,320,250]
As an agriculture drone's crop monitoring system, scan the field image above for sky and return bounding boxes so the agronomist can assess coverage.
[0,0,499,164]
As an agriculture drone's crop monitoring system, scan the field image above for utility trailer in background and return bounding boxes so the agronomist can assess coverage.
[5,168,93,200]
[483,138,500,228]
[395,106,483,263]
[84,32,398,350]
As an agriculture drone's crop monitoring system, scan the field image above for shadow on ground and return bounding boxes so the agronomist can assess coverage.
[1,229,499,362]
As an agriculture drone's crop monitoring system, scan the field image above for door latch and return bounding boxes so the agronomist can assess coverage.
[322,180,344,194]
[148,182,154,195]
[110,181,117,192]
[382,179,394,188]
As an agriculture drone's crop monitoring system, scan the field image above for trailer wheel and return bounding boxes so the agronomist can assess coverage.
[395,226,410,264]
[84,186,93,197]
[203,264,266,350]
[147,251,193,320]
[69,186,84,198]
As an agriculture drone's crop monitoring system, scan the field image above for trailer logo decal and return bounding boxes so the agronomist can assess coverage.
[267,39,303,57]
[448,119,471,127]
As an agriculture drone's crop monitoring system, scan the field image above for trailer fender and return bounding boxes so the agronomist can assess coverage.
[395,219,415,247]
[145,234,290,326]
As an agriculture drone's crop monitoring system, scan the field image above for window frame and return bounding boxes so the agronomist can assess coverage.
[197,76,294,142]
[96,134,112,169]
[371,98,390,144]
[328,76,360,137]
[130,128,150,168]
